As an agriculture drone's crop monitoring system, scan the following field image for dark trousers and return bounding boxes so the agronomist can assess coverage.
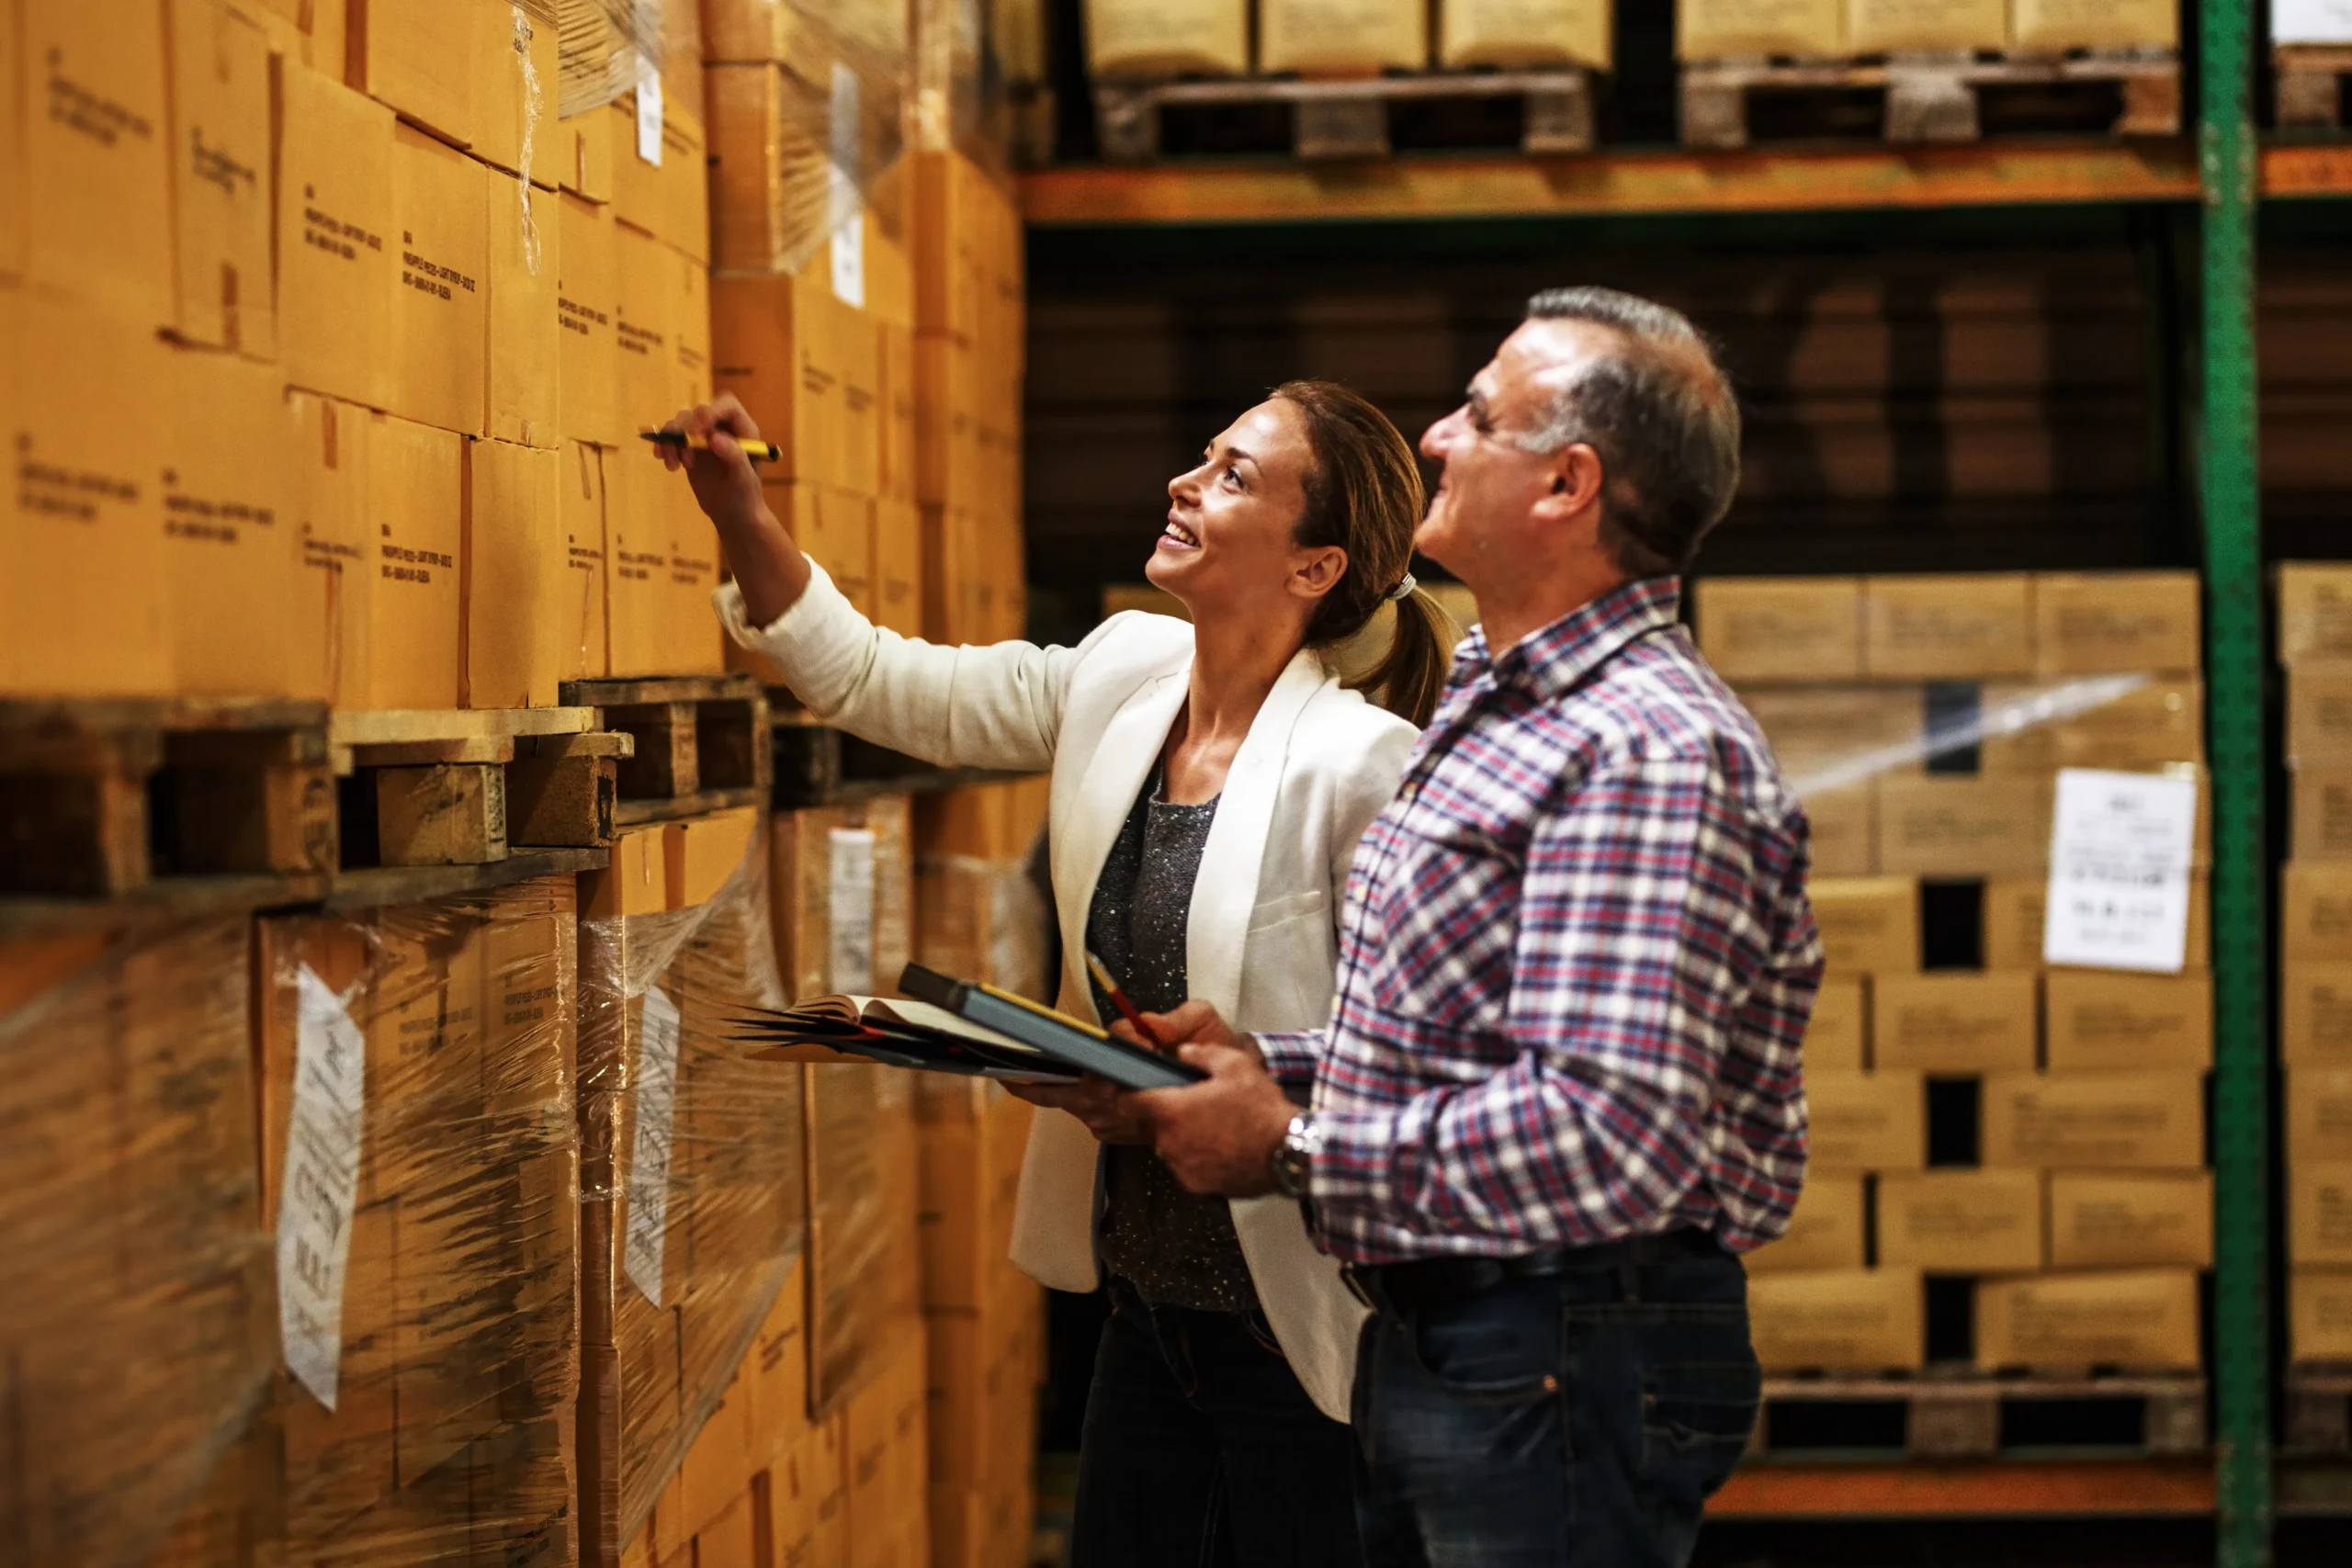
[1351,1241,1759,1568]
[1070,1279,1366,1568]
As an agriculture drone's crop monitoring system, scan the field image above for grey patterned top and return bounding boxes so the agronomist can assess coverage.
[1084,762,1260,1313]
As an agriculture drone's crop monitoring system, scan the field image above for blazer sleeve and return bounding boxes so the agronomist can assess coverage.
[715,566,1121,774]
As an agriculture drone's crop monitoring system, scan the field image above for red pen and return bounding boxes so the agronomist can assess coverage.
[1084,950,1165,1051]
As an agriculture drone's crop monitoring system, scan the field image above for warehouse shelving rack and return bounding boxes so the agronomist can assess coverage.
[1017,3,2326,1562]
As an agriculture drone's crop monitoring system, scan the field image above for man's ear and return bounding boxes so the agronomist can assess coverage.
[1289,544,1349,601]
[1536,445,1604,522]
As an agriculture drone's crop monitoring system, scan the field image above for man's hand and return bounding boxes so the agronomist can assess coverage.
[1002,1075,1152,1145]
[1126,1043,1295,1198]
[657,394,768,536]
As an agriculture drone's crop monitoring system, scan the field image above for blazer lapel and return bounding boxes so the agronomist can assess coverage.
[1052,663,1192,1018]
[1185,649,1331,1017]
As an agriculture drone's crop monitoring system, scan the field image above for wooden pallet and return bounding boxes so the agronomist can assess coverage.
[1680,50,2177,150]
[1091,69,1595,163]
[2278,46,2352,132]
[560,673,772,826]
[331,706,628,869]
[2286,1363,2352,1454]
[1753,1369,2206,1459]
[768,695,1039,810]
[0,695,337,899]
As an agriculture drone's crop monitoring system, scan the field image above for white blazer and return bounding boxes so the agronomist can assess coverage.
[716,565,1417,1420]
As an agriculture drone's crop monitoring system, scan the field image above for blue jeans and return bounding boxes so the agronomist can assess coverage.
[1070,1279,1366,1568]
[1351,1242,1760,1568]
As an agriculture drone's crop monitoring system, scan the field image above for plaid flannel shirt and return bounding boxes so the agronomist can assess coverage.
[1258,577,1820,1265]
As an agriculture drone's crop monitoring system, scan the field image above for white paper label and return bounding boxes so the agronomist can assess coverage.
[827,63,866,307]
[636,64,663,164]
[278,966,368,1410]
[2042,768,2200,973]
[623,987,682,1304]
[829,827,877,995]
[2276,0,2352,44]
[831,209,867,310]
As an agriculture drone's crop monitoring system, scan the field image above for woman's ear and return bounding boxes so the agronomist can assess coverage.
[1288,544,1350,602]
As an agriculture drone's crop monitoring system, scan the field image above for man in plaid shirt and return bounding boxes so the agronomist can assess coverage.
[1130,288,1821,1568]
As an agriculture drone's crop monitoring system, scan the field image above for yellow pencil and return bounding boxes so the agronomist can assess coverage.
[640,429,783,463]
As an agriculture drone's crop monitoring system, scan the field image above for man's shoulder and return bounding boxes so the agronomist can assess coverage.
[1574,633,1789,788]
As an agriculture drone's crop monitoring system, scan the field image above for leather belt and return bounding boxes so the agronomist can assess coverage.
[1346,1227,1722,1313]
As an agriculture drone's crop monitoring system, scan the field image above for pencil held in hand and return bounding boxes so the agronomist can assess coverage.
[1085,950,1165,1050]
[641,428,782,463]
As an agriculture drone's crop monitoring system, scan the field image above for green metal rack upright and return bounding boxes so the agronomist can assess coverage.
[2199,2,2272,1566]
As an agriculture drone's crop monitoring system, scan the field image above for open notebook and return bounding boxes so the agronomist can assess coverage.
[735,964,1205,1092]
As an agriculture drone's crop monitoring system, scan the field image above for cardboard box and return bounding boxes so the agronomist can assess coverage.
[165,0,275,356]
[605,439,715,678]
[1678,0,1845,57]
[845,1325,928,1567]
[704,62,831,277]
[2044,971,2213,1072]
[556,440,610,682]
[695,1499,756,1568]
[1694,576,1864,682]
[1810,876,1920,975]
[927,1280,1044,1485]
[361,412,465,709]
[741,1258,808,1457]
[250,0,348,72]
[612,95,710,264]
[0,292,173,697]
[1847,0,2006,52]
[2293,1164,2352,1266]
[2285,863,2352,964]
[350,0,475,148]
[878,323,919,504]
[771,1419,850,1568]
[285,389,376,705]
[1084,0,1250,76]
[2295,769,2352,863]
[1802,784,1879,877]
[1747,1174,1867,1273]
[0,0,18,279]
[1439,0,1611,67]
[559,191,622,447]
[761,485,878,620]
[616,220,679,436]
[487,176,560,447]
[2290,1269,2352,1362]
[559,85,613,203]
[1871,972,2037,1074]
[1981,1072,2205,1170]
[277,57,398,410]
[1986,875,2210,973]
[160,344,301,694]
[1974,1269,2199,1371]
[713,270,882,494]
[1981,679,2203,776]
[2029,571,2199,675]
[1749,1269,1923,1371]
[387,123,489,435]
[1808,976,1868,1073]
[2048,1171,2212,1269]
[2288,662,2352,767]
[468,0,560,183]
[1878,1169,2044,1272]
[463,438,563,708]
[2288,1068,2352,1164]
[1742,684,1923,774]
[1806,1071,1926,1171]
[874,497,924,638]
[1877,776,2050,877]
[919,1096,1032,1311]
[1862,574,2035,681]
[23,0,175,324]
[1260,0,1428,72]
[2280,564,2352,667]
[2011,0,2177,50]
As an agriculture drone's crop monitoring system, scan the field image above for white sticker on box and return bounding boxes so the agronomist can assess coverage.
[278,965,368,1411]
[623,986,682,1304]
[2043,767,2199,973]
[829,827,877,995]
[636,63,663,164]
[2276,0,2352,45]
[828,63,866,308]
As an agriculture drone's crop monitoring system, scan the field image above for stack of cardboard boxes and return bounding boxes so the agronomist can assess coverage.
[1676,0,2178,59]
[1702,571,2211,1375]
[1081,0,1613,77]
[2279,564,2352,1369]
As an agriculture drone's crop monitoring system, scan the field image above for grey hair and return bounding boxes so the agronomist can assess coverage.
[1518,287,1742,578]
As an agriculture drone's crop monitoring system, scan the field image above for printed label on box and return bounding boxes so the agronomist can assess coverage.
[2043,767,2198,972]
[830,827,878,994]
[624,985,682,1304]
[636,65,663,164]
[828,63,866,308]
[279,965,368,1410]
[2276,0,2352,44]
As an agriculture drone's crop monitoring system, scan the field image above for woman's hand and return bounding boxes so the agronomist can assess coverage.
[655,393,810,626]
[1004,1075,1155,1145]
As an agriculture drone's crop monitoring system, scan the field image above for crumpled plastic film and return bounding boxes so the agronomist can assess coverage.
[577,819,803,1565]
[253,874,582,1567]
[0,918,275,1568]
[558,0,665,118]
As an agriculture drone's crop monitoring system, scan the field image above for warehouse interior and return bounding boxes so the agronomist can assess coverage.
[2,1,2350,1566]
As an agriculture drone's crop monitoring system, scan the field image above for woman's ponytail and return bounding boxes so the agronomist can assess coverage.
[1357,586,1455,728]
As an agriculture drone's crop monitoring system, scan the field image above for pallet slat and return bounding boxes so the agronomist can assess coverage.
[1755,1371,2207,1460]
[1680,50,2179,150]
[1093,68,1595,163]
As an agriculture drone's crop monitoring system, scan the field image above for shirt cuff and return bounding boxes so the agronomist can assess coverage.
[1305,1100,1424,1231]
[1255,1028,1322,1097]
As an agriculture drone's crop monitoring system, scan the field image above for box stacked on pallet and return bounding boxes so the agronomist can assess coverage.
[0,920,275,1567]
[252,874,582,1564]
[1706,570,2210,1415]
[2279,564,2352,1388]
[579,807,810,1567]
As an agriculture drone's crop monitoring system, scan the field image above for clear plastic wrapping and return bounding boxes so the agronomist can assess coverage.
[253,874,582,1567]
[577,817,804,1564]
[0,918,275,1568]
[558,0,667,119]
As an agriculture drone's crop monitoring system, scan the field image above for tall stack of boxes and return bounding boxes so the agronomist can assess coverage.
[1675,0,2177,60]
[2280,564,2352,1368]
[1703,571,2211,1375]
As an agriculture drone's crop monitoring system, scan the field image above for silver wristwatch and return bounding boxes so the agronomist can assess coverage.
[1270,1112,1322,1201]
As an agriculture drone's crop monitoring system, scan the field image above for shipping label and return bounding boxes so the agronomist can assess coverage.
[278,964,368,1410]
[623,985,682,1304]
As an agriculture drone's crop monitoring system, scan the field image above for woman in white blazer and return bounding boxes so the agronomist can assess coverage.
[661,380,1450,1568]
